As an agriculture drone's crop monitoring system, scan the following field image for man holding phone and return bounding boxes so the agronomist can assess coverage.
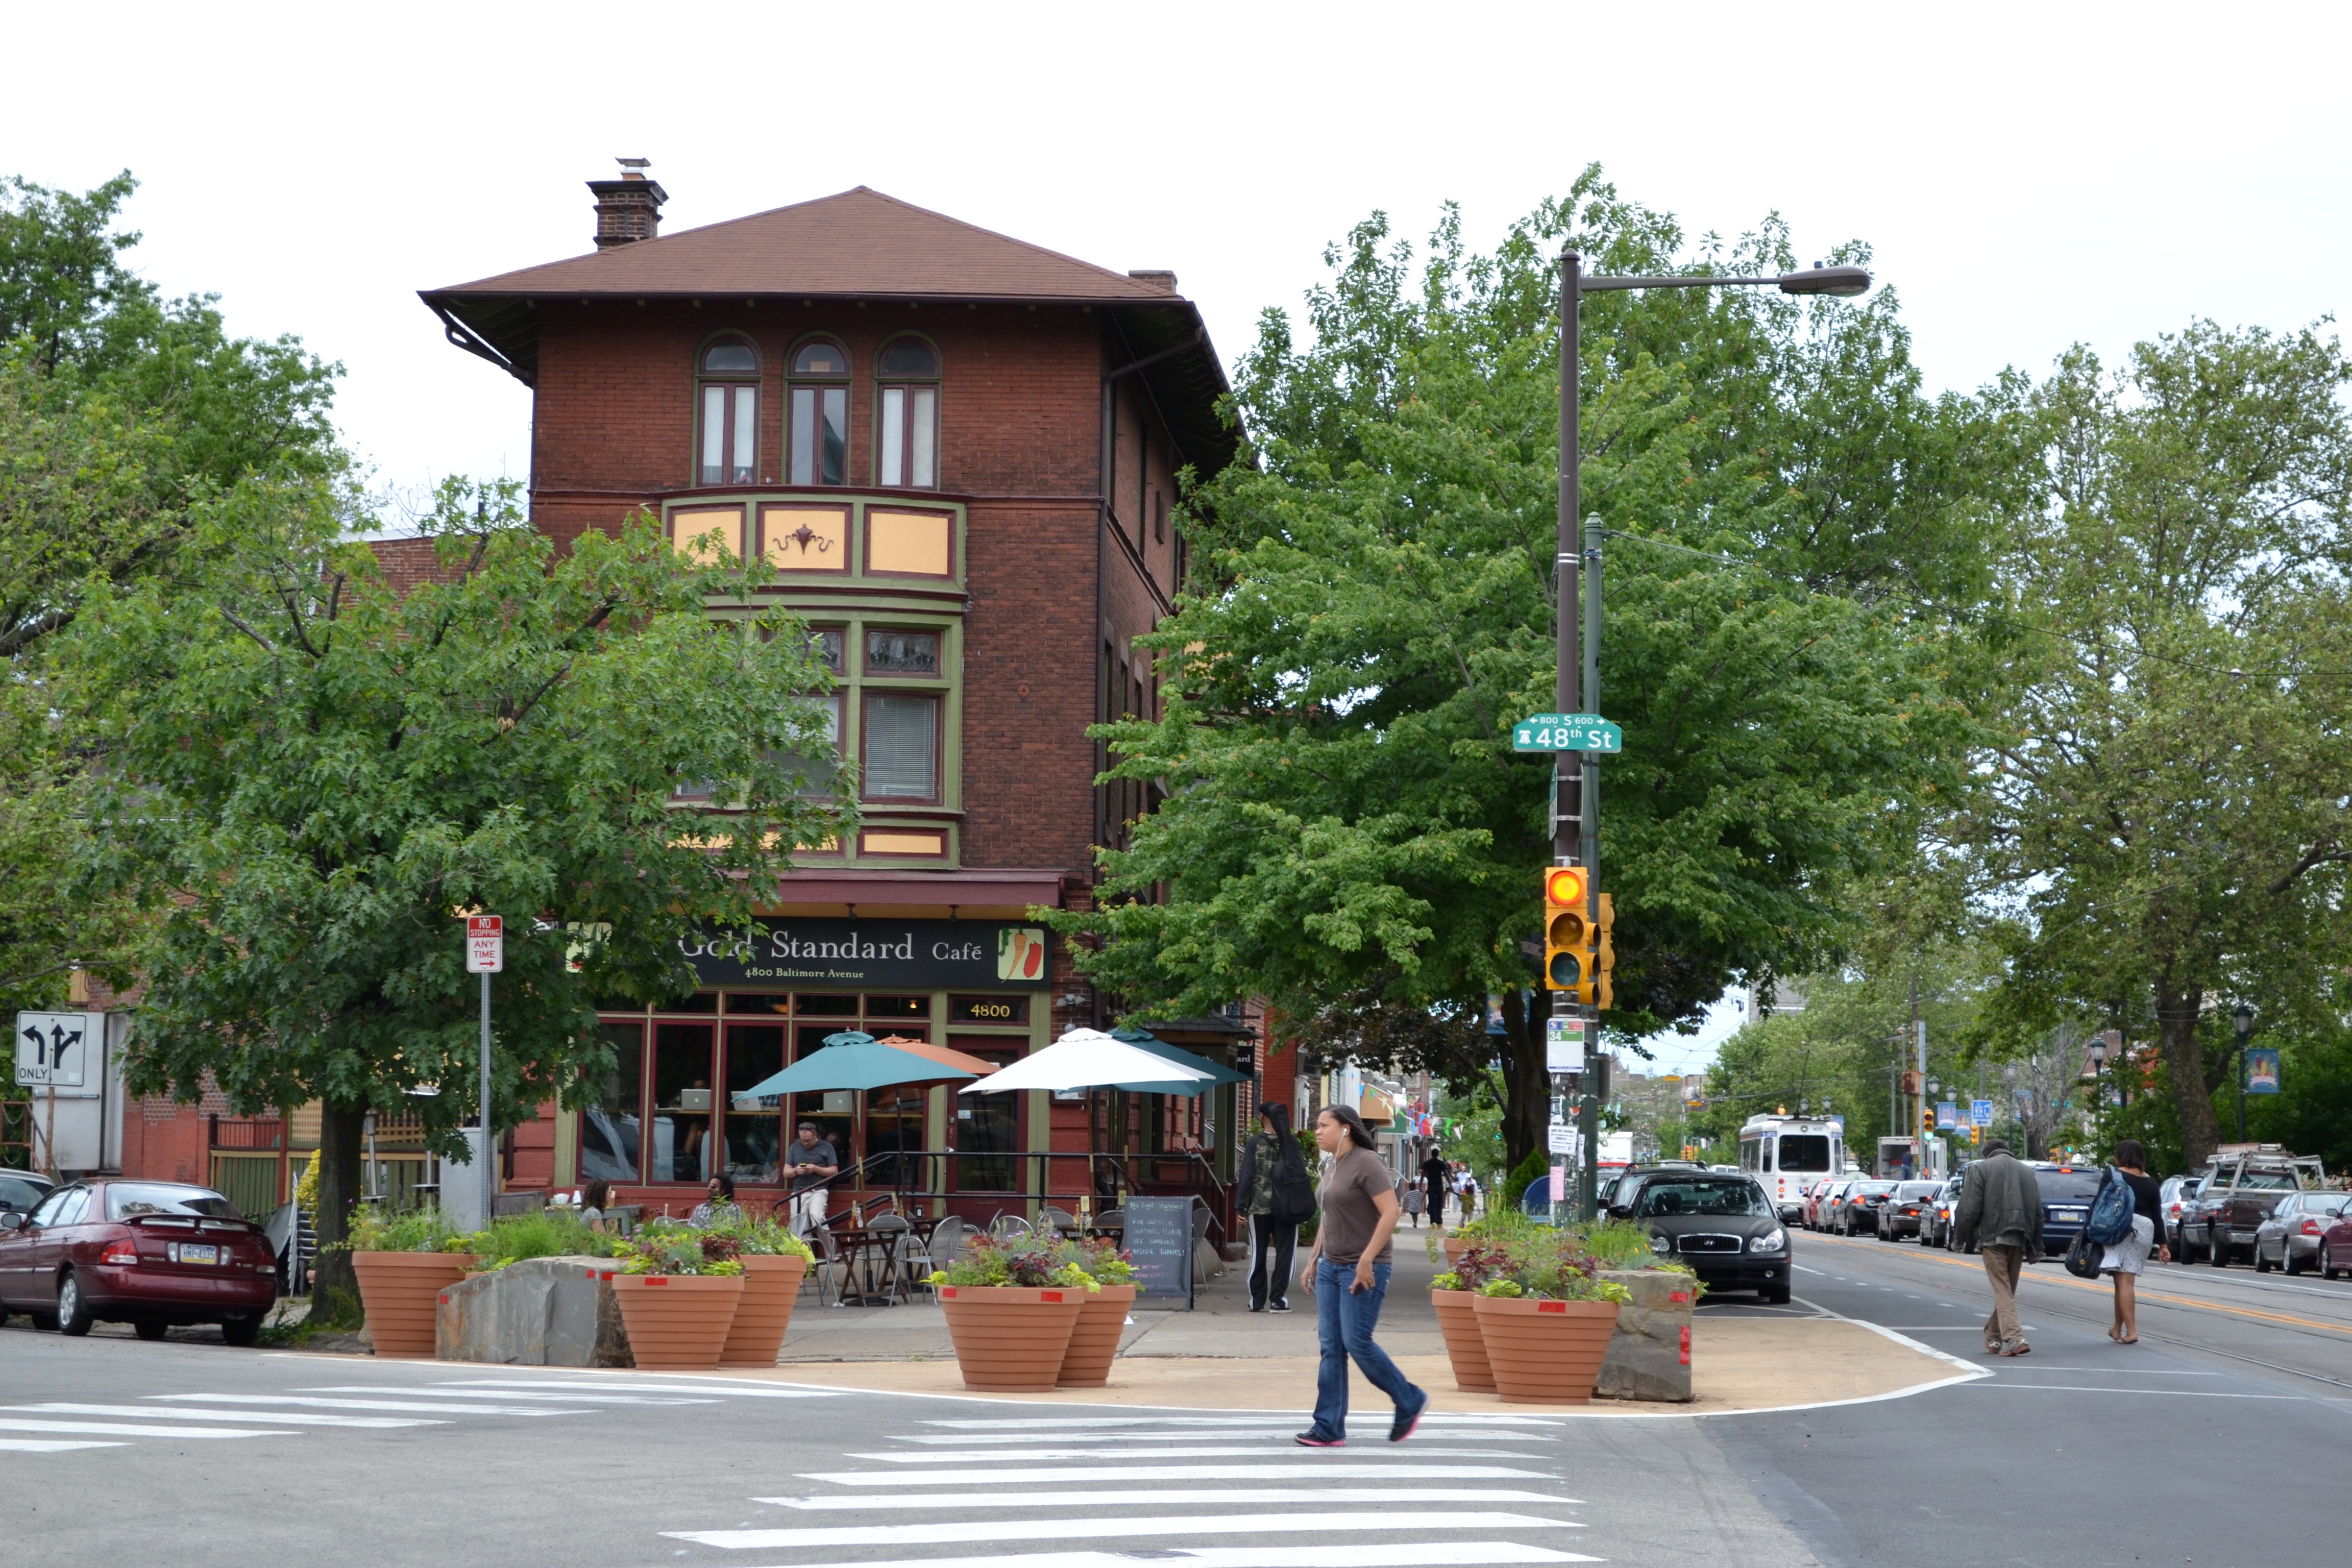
[784,1121,839,1237]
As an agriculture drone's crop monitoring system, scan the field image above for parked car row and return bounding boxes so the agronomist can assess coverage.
[1600,1163,1793,1304]
[0,1177,278,1342]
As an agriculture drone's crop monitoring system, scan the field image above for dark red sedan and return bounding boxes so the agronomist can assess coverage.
[0,1179,277,1343]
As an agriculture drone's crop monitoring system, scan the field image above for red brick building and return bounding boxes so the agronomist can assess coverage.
[406,173,1254,1228]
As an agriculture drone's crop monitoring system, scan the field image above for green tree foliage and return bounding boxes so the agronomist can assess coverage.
[1970,322,2352,1167]
[64,480,844,1311]
[1,169,343,1017]
[1060,169,2023,1171]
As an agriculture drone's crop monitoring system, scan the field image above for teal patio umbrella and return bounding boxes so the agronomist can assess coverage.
[737,1032,979,1100]
[1107,1027,1248,1098]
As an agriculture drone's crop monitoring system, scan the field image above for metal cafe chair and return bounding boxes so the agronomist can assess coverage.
[866,1213,929,1303]
[1040,1206,1077,1231]
[988,1212,1031,1240]
[926,1213,969,1270]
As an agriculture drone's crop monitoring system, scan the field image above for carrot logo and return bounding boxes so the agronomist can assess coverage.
[997,927,1047,981]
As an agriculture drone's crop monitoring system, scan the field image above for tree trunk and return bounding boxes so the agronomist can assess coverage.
[1499,989,1549,1175]
[308,1100,366,1326]
[2157,986,2222,1168]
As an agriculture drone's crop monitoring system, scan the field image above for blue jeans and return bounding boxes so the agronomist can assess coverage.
[1309,1258,1424,1438]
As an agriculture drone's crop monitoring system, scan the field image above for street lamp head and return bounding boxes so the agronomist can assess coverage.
[1777,265,1872,298]
[2233,1002,2255,1039]
[2088,1041,2105,1068]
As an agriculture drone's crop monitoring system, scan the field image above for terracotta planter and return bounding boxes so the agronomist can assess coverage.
[1430,1287,1496,1393]
[938,1284,1085,1392]
[716,1254,809,1369]
[610,1273,745,1370]
[1056,1283,1137,1388]
[1442,1238,1468,1264]
[355,1251,476,1358]
[1470,1294,1620,1405]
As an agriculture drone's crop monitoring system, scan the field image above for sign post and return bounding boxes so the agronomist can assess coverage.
[465,916,503,1223]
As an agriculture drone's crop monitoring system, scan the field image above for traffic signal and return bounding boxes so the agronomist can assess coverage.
[1595,892,1615,1011]
[1542,866,1596,1002]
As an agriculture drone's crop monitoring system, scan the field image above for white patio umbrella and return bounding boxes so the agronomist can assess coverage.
[957,1027,1217,1095]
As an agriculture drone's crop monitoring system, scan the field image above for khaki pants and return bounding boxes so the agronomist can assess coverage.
[789,1188,829,1237]
[1981,1243,2026,1347]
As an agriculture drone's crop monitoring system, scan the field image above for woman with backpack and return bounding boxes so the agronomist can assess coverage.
[2100,1139,2170,1344]
[1238,1103,1310,1313]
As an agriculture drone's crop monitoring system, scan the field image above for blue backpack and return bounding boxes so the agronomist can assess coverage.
[2085,1166,2139,1246]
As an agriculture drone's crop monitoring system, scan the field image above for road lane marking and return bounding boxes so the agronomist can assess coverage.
[150,1394,585,1416]
[666,1511,1582,1549]
[842,1447,1546,1463]
[296,1385,713,1406]
[0,1418,291,1438]
[883,1431,1552,1446]
[917,1416,1563,1429]
[673,1547,1597,1568]
[798,1465,1560,1486]
[8,1403,444,1428]
[760,1489,1577,1510]
[0,1437,128,1452]
[1962,1384,2307,1400]
[424,1380,832,1398]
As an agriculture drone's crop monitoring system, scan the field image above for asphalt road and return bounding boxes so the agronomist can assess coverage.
[5,1234,2346,1568]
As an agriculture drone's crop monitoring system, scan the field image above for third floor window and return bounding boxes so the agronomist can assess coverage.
[790,338,850,486]
[697,337,758,486]
[876,337,939,488]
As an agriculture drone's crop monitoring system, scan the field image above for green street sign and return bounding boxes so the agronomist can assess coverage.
[1513,713,1622,753]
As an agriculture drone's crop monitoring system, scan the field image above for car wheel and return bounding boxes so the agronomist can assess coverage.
[2211,1236,2231,1267]
[56,1270,94,1337]
[1761,1281,1792,1305]
[2256,1242,2274,1272]
[2284,1245,2305,1277]
[133,1317,168,1342]
[219,1316,261,1349]
[2325,1246,2342,1282]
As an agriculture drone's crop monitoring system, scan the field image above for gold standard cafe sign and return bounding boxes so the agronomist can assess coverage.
[680,919,1052,990]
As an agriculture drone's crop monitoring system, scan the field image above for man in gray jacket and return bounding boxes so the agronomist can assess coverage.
[1954,1141,2045,1356]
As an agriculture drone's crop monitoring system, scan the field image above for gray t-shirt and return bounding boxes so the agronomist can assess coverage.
[1317,1146,1396,1266]
[783,1140,838,1193]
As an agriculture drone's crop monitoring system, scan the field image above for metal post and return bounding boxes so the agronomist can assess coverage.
[2236,1047,2246,1143]
[1554,252,1584,1218]
[480,968,494,1228]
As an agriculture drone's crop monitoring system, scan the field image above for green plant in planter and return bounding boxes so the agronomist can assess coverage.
[925,1232,1096,1292]
[700,1212,816,1261]
[1066,1236,1135,1287]
[336,1206,466,1255]
[1474,1227,1633,1305]
[460,1208,630,1271]
[619,1221,745,1277]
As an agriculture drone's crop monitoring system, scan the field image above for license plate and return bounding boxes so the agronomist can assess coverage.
[175,1243,220,1264]
[2055,1209,2086,1220]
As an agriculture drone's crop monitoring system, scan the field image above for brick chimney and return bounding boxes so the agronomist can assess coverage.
[1127,270,1178,292]
[587,158,668,250]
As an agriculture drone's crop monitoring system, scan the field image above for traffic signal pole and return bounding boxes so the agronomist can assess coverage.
[1554,254,1592,1221]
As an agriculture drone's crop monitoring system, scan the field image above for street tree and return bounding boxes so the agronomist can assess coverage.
[65,480,844,1313]
[1060,169,2025,1172]
[1969,322,2352,1168]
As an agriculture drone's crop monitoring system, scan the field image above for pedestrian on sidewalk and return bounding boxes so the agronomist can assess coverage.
[1954,1138,2043,1357]
[1420,1149,1452,1230]
[1238,1103,1307,1313]
[2102,1138,2170,1345]
[1295,1104,1428,1448]
[1399,1171,1425,1228]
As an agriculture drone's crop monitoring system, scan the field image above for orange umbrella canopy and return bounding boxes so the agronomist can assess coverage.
[872,1036,999,1077]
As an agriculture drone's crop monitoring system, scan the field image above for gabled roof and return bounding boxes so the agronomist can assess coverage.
[419,186,1236,473]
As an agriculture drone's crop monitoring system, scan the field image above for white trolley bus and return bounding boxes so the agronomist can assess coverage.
[1738,1115,1847,1220]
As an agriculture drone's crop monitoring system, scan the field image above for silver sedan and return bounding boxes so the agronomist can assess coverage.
[2252,1190,2352,1276]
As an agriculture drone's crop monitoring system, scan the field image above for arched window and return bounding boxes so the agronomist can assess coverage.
[696,336,760,486]
[876,337,939,488]
[789,338,850,486]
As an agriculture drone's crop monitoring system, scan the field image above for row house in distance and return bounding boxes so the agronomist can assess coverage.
[407,170,1255,1227]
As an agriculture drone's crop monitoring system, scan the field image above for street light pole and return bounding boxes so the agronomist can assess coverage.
[1551,256,1869,1217]
[2232,1003,2255,1144]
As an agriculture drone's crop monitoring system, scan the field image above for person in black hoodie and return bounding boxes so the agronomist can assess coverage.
[1238,1104,1305,1313]
[2103,1138,2171,1344]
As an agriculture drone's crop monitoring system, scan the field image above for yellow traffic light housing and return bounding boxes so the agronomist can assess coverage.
[1543,866,1595,1001]
[1595,892,1615,1011]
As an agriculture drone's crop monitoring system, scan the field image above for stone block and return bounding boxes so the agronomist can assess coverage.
[1595,1267,1695,1402]
[435,1255,634,1367]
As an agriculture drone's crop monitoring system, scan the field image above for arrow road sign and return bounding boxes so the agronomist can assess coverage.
[1513,713,1623,753]
[466,915,504,974]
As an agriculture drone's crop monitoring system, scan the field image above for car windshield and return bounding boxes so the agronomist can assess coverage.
[1856,1181,1896,1195]
[1635,1179,1771,1218]
[1777,1135,1832,1172]
[0,1174,50,1210]
[2037,1172,2102,1202]
[2305,1194,2350,1216]
[2230,1170,2299,1191]
[107,1184,242,1221]
[1895,1182,1943,1199]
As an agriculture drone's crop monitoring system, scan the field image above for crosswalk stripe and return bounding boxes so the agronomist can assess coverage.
[0,1437,130,1452]
[661,1547,1597,1568]
[150,1394,585,1416]
[296,1385,715,1406]
[424,1379,832,1398]
[667,1510,1580,1550]
[885,1431,1552,1446]
[757,1489,1579,1511]
[800,1464,1557,1486]
[843,1447,1544,1463]
[0,1418,291,1439]
[8,1404,444,1429]
[915,1416,1563,1430]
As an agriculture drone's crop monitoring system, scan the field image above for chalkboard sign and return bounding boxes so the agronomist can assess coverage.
[1122,1196,1195,1309]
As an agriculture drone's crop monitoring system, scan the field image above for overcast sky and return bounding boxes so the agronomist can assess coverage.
[8,1,2345,1067]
